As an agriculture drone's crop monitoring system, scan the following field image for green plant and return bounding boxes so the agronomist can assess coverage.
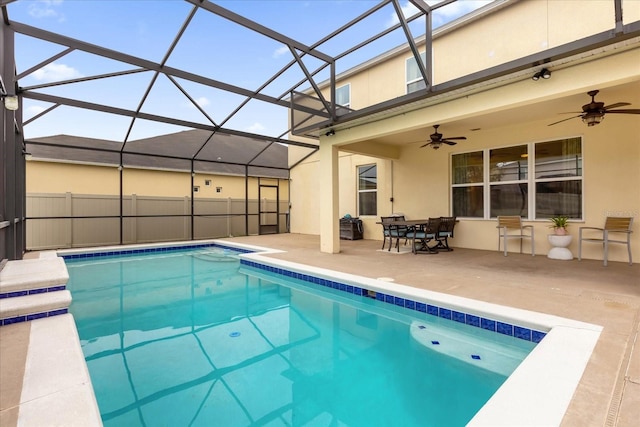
[549,215,569,229]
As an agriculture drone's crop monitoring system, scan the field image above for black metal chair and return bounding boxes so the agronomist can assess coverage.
[407,218,440,254]
[433,216,457,251]
[380,215,407,252]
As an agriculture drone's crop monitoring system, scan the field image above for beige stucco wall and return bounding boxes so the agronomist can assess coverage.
[27,161,288,199]
[27,161,120,195]
[322,0,640,110]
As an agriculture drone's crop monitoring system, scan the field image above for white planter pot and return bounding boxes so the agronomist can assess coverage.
[547,234,573,260]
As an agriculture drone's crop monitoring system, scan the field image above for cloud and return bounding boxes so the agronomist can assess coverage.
[194,97,210,107]
[28,0,65,21]
[435,1,491,19]
[26,105,47,117]
[247,122,266,133]
[385,1,491,29]
[31,63,82,82]
[272,45,289,59]
[385,1,420,28]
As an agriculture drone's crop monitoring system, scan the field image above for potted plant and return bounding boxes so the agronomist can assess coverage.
[549,215,569,235]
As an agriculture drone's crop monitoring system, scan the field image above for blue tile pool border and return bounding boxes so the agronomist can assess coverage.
[60,242,252,260]
[0,285,66,300]
[1,308,69,326]
[240,258,547,344]
[59,242,546,344]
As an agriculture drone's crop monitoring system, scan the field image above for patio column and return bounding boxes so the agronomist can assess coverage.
[319,141,340,253]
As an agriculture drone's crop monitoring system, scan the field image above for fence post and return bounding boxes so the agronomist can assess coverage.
[65,192,72,247]
[131,194,137,244]
[185,196,190,240]
[227,197,231,237]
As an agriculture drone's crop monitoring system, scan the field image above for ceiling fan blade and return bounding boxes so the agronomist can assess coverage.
[419,142,432,148]
[605,109,640,114]
[603,102,631,110]
[443,136,466,140]
[548,115,582,126]
[442,140,458,146]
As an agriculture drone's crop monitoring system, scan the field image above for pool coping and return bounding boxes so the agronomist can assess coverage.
[57,239,603,426]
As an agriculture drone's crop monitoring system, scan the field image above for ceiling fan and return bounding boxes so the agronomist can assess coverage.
[419,124,467,149]
[548,90,640,127]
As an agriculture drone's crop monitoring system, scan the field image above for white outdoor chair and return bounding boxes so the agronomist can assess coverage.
[578,217,633,266]
[496,216,535,256]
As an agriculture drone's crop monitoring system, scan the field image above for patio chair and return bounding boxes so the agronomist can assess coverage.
[407,218,440,254]
[578,217,633,266]
[380,215,408,252]
[496,216,535,256]
[433,216,457,251]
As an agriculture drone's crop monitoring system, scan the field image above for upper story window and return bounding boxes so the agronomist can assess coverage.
[452,137,583,220]
[406,52,427,94]
[336,84,351,108]
[357,164,377,216]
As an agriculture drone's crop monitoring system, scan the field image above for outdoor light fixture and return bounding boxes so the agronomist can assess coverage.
[2,94,19,111]
[0,76,19,111]
[582,112,604,126]
[325,129,335,137]
[532,68,551,81]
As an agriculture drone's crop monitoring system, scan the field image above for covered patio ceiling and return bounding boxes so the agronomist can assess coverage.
[2,0,640,170]
[360,79,640,148]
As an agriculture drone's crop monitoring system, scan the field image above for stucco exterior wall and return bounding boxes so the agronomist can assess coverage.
[26,161,288,200]
[322,0,640,110]
[27,161,120,195]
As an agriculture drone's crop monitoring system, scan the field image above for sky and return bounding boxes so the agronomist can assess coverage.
[7,0,492,142]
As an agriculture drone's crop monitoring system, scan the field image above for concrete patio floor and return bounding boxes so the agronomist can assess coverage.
[1,233,638,426]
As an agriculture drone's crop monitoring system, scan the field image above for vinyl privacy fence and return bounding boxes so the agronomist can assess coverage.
[26,193,289,250]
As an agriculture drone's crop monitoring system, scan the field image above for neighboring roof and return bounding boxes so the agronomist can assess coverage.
[26,130,289,179]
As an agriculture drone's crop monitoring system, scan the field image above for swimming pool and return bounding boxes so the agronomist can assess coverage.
[60,239,602,426]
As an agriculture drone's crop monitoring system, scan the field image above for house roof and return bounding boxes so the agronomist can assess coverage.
[26,129,289,179]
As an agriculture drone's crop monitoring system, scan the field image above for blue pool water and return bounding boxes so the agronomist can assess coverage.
[65,246,536,427]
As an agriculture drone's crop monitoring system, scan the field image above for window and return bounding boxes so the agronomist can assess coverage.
[534,138,582,219]
[406,52,427,93]
[451,137,582,220]
[216,187,222,193]
[490,145,528,217]
[193,186,200,193]
[205,179,212,186]
[336,84,350,108]
[357,164,377,216]
[452,152,483,218]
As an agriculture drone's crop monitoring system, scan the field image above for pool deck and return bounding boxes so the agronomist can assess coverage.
[1,233,639,426]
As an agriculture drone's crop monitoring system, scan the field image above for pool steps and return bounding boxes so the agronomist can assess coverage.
[0,253,71,326]
[0,252,102,426]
